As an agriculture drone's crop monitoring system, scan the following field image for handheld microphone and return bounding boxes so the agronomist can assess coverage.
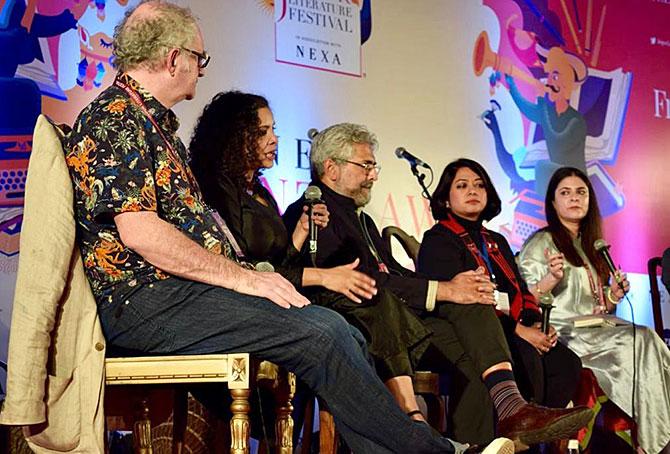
[255,261,275,273]
[594,239,626,290]
[307,128,319,140]
[538,293,554,335]
[304,185,323,258]
[395,147,431,169]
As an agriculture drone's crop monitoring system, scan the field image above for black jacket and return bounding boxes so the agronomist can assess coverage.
[283,181,430,310]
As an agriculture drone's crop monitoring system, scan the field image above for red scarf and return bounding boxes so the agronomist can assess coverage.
[439,215,539,320]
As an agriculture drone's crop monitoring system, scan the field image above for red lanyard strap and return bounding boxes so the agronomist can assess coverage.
[438,217,518,286]
[114,78,201,193]
[439,216,536,318]
[114,77,247,263]
[481,231,518,285]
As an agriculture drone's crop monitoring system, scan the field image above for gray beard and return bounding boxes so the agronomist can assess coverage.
[353,189,372,207]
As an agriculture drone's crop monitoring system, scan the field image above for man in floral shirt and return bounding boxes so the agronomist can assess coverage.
[65,2,512,453]
[67,71,230,299]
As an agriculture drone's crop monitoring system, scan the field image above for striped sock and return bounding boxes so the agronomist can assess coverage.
[484,369,527,420]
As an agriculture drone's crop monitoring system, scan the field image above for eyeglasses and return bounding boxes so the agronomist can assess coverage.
[181,47,211,69]
[338,159,381,175]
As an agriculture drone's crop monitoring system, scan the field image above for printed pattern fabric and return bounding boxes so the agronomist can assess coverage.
[66,73,232,300]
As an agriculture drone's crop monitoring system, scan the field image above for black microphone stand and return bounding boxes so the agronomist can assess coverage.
[411,164,433,201]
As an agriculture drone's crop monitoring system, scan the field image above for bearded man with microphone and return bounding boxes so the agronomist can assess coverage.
[284,123,593,450]
[518,167,670,453]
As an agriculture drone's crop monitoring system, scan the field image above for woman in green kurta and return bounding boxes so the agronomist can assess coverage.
[518,167,670,453]
[188,91,433,422]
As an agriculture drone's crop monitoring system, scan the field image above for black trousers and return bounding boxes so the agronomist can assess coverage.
[418,304,582,445]
[507,330,583,408]
[418,304,511,445]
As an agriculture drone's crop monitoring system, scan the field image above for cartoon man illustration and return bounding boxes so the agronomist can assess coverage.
[472,28,600,246]
[504,45,588,196]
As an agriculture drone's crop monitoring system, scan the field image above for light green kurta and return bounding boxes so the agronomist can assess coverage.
[518,230,670,453]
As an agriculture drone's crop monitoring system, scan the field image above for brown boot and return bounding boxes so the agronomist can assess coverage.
[497,403,592,451]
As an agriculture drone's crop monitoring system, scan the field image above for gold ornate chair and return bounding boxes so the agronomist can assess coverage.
[0,115,294,454]
[105,356,295,454]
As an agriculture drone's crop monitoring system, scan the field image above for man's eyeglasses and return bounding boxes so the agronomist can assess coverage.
[181,47,211,69]
[338,159,381,175]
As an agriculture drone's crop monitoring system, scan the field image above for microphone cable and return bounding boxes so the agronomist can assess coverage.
[596,240,638,437]
[623,290,637,429]
[418,166,435,200]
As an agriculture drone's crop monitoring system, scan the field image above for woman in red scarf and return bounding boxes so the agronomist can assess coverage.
[418,159,582,416]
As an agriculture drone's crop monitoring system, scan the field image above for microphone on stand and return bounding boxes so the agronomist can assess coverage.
[307,128,319,140]
[395,147,433,201]
[594,239,626,292]
[304,185,323,264]
[394,147,431,169]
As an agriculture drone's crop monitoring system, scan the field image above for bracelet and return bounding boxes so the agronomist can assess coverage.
[606,287,621,305]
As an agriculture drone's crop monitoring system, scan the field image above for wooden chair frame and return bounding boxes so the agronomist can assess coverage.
[105,355,295,453]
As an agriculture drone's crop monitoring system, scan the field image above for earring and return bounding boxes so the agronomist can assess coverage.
[445,201,450,208]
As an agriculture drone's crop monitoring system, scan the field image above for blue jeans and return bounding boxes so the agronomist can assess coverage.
[99,277,461,453]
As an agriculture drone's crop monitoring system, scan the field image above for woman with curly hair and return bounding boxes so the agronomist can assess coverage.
[189,91,435,425]
[189,91,377,300]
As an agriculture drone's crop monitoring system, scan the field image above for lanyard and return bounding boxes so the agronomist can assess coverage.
[438,217,519,285]
[573,240,605,307]
[439,215,536,319]
[584,262,604,308]
[209,209,246,261]
[478,236,496,283]
[113,77,201,193]
[358,211,389,273]
[114,77,247,262]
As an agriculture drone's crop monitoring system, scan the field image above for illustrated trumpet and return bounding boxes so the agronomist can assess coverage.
[472,31,544,92]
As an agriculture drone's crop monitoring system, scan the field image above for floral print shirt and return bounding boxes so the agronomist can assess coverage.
[66,73,232,302]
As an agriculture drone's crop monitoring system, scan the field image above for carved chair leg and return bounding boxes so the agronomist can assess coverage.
[274,371,296,454]
[172,387,187,454]
[319,400,338,454]
[133,397,153,454]
[230,388,251,454]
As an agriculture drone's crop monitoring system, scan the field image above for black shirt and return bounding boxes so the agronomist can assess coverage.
[283,181,431,310]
